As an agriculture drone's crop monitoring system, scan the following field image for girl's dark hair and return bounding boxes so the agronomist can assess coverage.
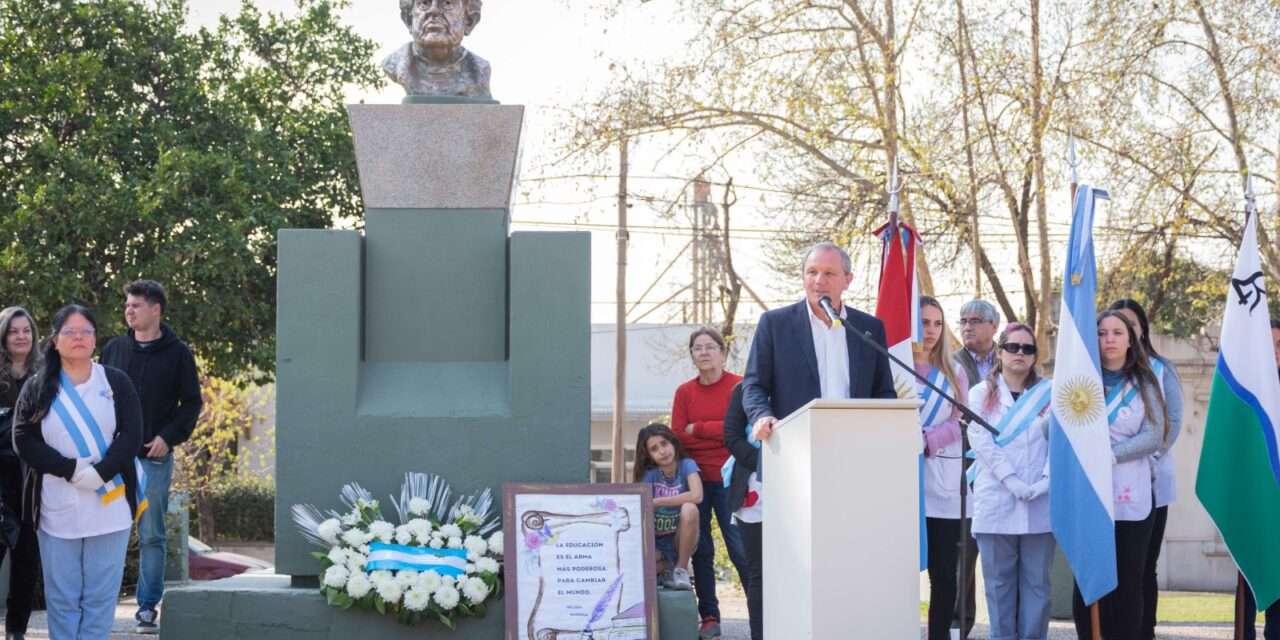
[20,305,97,423]
[1108,298,1159,359]
[983,322,1041,413]
[0,306,40,396]
[1098,310,1169,440]
[688,326,727,353]
[632,422,688,482]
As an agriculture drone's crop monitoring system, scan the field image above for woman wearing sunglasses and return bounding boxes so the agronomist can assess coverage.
[966,322,1055,640]
[1072,310,1167,639]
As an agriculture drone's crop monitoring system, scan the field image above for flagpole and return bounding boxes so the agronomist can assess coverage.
[1233,176,1256,640]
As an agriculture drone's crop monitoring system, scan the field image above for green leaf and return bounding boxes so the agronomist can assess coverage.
[310,551,328,562]
[374,594,386,615]
[436,612,455,630]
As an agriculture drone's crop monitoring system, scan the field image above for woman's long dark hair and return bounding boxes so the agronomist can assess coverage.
[0,306,40,398]
[632,422,689,482]
[19,305,97,423]
[1109,298,1160,360]
[1098,309,1169,440]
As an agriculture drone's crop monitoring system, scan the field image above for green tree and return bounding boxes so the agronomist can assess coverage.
[0,0,382,379]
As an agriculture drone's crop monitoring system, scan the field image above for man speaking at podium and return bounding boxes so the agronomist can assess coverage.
[742,241,897,443]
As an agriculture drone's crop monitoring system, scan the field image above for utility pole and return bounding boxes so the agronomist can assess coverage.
[612,138,629,483]
[691,176,719,325]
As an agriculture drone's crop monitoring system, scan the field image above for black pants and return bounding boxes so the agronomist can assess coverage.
[1242,573,1280,640]
[0,455,38,633]
[1073,510,1155,639]
[1140,505,1168,639]
[739,521,763,640]
[926,518,961,640]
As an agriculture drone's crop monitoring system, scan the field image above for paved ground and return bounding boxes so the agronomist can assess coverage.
[13,588,1259,638]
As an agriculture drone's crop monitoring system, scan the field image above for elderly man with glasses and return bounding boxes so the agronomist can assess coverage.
[953,299,1001,389]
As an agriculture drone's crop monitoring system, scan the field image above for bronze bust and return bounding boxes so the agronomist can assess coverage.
[383,0,492,100]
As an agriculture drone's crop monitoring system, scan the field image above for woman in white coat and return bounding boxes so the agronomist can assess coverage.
[1072,310,1166,639]
[914,296,969,640]
[967,322,1055,640]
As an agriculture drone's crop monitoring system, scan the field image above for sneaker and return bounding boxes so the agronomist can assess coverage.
[699,616,722,639]
[669,567,692,591]
[135,608,158,634]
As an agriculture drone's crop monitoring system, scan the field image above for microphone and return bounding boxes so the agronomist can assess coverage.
[818,296,843,328]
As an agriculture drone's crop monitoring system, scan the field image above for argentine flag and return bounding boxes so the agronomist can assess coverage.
[1048,185,1117,605]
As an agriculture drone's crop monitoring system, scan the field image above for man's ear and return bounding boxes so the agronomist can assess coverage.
[464,12,481,35]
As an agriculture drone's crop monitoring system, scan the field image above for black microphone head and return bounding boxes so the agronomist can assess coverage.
[819,295,834,310]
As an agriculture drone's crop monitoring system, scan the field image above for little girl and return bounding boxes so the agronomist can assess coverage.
[634,423,702,591]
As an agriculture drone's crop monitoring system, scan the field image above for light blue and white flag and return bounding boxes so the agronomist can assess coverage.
[365,542,467,577]
[1049,185,1117,605]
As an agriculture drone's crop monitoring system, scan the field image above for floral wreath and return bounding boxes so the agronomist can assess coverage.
[292,472,503,628]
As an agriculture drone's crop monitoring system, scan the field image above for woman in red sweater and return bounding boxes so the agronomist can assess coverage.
[671,327,749,639]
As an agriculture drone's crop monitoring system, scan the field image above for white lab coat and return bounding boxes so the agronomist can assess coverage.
[967,376,1052,535]
[1111,393,1154,522]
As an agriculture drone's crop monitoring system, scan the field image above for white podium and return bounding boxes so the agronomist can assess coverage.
[762,398,921,639]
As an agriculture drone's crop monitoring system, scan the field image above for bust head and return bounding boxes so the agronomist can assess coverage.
[400,0,482,62]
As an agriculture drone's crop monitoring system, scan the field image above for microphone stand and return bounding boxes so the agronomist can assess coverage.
[836,314,994,640]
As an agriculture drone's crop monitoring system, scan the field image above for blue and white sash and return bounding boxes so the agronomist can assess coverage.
[50,371,147,514]
[966,378,1052,483]
[1105,359,1165,423]
[721,422,763,489]
[918,368,953,429]
[365,542,467,576]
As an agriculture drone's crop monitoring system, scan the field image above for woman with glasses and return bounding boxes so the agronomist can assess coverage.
[966,322,1055,640]
[1072,310,1166,639]
[669,326,748,639]
[1107,298,1184,640]
[0,307,42,639]
[914,297,970,640]
[13,305,144,640]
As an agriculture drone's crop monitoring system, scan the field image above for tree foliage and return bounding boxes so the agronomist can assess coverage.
[0,0,382,378]
[565,0,1279,337]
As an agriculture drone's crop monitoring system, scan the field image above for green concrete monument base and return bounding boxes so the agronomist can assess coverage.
[161,574,699,640]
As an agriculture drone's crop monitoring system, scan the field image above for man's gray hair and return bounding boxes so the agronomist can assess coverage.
[400,0,484,33]
[802,241,852,275]
[959,299,1000,324]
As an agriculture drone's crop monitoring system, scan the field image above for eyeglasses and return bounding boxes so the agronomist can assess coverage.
[1000,342,1037,356]
[958,317,992,326]
[58,328,96,339]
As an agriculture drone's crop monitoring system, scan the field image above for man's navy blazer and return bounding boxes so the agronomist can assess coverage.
[742,299,897,425]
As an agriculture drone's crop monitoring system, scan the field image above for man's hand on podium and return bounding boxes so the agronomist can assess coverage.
[752,416,778,441]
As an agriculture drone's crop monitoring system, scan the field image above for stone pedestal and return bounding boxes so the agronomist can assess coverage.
[162,103,591,638]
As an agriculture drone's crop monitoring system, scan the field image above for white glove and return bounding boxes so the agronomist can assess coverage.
[1028,478,1050,501]
[71,464,104,491]
[1002,476,1034,501]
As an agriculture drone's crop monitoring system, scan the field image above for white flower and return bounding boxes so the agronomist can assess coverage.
[376,578,403,605]
[486,531,504,556]
[416,570,442,593]
[462,576,490,604]
[433,585,460,610]
[322,565,350,588]
[341,511,359,527]
[317,519,342,545]
[440,575,456,588]
[394,525,414,546]
[439,523,462,539]
[428,536,444,549]
[463,535,487,558]
[475,557,500,575]
[403,588,431,612]
[369,570,394,589]
[395,569,419,588]
[447,536,463,549]
[465,563,476,574]
[408,497,432,516]
[369,521,395,543]
[326,546,347,566]
[345,552,367,573]
[346,572,372,599]
[407,518,432,540]
[341,528,369,547]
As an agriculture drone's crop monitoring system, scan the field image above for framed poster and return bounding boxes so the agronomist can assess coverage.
[503,483,658,640]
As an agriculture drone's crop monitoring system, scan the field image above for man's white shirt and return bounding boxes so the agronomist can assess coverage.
[805,300,851,400]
